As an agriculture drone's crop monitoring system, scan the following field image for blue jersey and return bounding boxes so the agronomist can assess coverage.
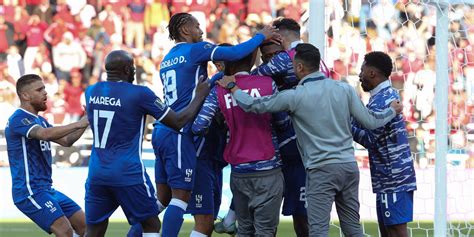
[85,81,170,186]
[158,34,265,133]
[5,109,53,203]
[194,115,227,166]
[352,81,417,193]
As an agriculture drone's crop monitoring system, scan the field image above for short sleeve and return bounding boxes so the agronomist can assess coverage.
[190,42,218,64]
[140,87,171,121]
[9,115,40,139]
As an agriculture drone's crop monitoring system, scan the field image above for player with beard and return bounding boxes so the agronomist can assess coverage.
[84,50,209,237]
[352,52,416,237]
[5,74,89,237]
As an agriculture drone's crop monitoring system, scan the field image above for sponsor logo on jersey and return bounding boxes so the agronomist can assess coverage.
[224,88,262,109]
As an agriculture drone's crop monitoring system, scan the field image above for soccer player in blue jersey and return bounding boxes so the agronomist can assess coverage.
[352,52,417,237]
[5,74,89,237]
[84,50,210,237]
[152,12,279,236]
[186,114,227,237]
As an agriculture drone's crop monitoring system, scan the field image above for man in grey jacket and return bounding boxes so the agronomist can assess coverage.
[217,43,403,237]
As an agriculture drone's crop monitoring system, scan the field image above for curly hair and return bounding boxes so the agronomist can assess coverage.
[167,13,194,41]
[364,51,393,78]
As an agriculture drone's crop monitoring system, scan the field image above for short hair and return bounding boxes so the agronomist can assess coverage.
[294,43,320,70]
[167,13,194,41]
[16,74,42,96]
[224,46,255,75]
[273,17,300,36]
[364,51,393,78]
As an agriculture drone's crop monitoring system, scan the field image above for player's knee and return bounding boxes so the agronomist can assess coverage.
[194,215,214,235]
[51,218,74,237]
[171,189,192,203]
[73,220,86,236]
[140,216,161,233]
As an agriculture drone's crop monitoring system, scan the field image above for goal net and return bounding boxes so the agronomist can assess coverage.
[311,0,474,236]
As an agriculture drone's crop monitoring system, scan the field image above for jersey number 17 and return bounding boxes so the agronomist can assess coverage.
[93,109,115,148]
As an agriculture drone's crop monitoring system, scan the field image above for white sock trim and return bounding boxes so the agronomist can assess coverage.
[156,199,166,212]
[143,233,160,237]
[169,198,188,211]
[190,230,207,237]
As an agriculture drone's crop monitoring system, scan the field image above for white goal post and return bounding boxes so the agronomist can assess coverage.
[308,0,474,236]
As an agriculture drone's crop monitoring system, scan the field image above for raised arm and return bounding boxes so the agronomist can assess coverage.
[210,25,279,62]
[52,116,89,147]
[28,118,89,143]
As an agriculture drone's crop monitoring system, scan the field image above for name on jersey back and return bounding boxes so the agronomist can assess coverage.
[160,56,186,69]
[89,96,122,107]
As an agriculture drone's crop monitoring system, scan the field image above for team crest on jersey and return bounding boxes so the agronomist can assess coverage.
[195,194,203,208]
[154,99,165,110]
[21,118,33,126]
[185,169,193,182]
[44,200,57,213]
[204,43,213,49]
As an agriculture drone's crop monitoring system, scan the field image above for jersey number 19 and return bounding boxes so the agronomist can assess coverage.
[162,70,177,105]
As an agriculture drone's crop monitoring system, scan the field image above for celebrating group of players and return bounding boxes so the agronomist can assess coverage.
[6,11,417,237]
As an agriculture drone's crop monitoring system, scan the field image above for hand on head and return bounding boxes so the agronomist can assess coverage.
[258,25,282,45]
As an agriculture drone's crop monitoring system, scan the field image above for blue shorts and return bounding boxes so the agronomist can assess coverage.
[282,158,307,216]
[153,127,197,190]
[85,177,159,225]
[376,191,414,226]
[281,140,307,216]
[186,159,223,217]
[15,189,81,233]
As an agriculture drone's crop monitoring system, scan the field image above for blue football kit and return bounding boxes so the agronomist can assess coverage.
[153,34,266,191]
[84,81,170,225]
[352,81,417,225]
[5,108,81,233]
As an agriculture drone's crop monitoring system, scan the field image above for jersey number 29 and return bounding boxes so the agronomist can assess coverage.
[162,70,177,105]
[93,109,115,148]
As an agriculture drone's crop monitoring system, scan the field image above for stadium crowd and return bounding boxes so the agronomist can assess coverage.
[1,0,474,169]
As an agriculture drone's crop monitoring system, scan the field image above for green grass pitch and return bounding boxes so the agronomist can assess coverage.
[0,219,457,237]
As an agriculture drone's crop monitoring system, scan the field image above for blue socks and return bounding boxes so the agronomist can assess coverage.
[161,198,188,237]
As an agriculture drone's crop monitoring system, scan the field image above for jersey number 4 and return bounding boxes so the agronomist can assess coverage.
[93,109,115,148]
[162,70,177,105]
